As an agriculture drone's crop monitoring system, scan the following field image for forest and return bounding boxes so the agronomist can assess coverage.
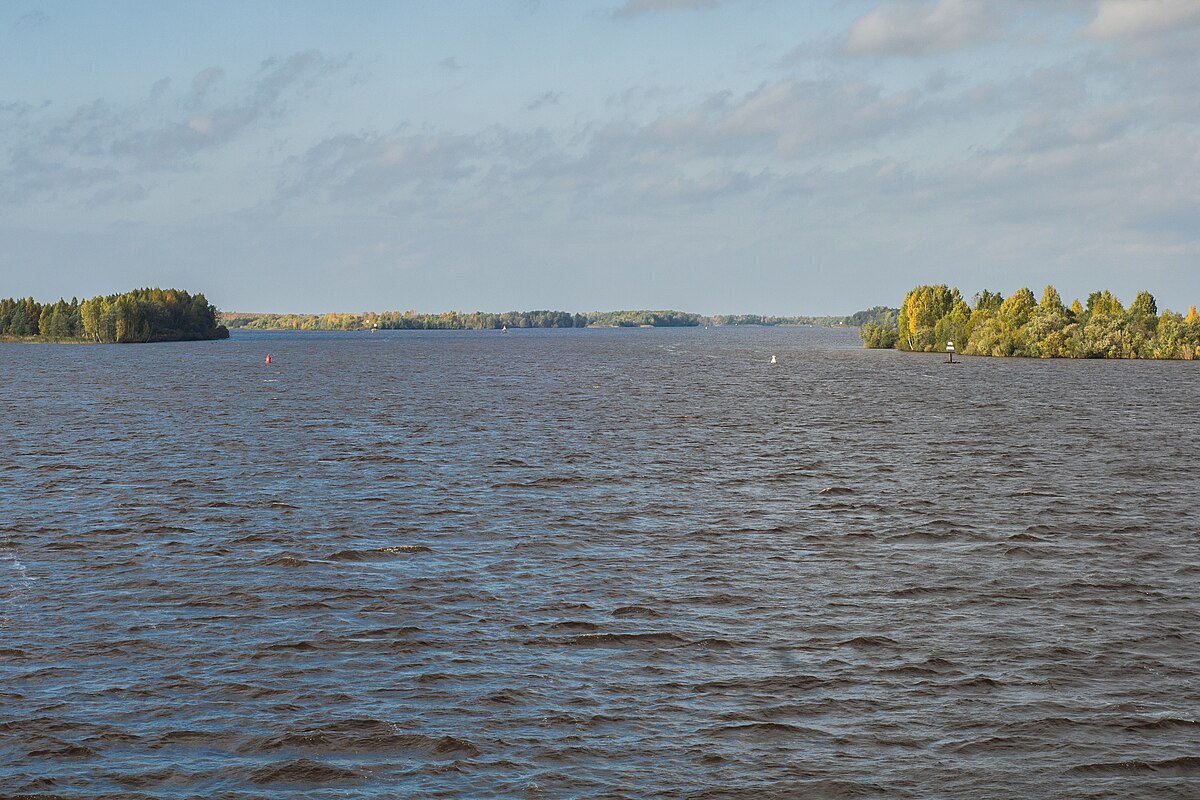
[0,289,229,343]
[861,284,1200,359]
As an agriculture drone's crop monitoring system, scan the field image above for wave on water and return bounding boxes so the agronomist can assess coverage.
[4,327,1199,797]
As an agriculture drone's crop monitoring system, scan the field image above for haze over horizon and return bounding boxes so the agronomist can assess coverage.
[2,1,1198,316]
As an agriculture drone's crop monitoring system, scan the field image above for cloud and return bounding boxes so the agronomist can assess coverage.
[615,0,717,17]
[1084,0,1200,39]
[190,67,225,99]
[15,11,49,29]
[267,71,940,220]
[0,51,346,206]
[149,77,171,102]
[614,77,928,159]
[107,52,342,166]
[279,130,479,205]
[846,0,998,56]
[524,91,560,111]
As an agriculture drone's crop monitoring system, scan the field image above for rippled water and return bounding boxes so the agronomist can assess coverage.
[2,327,1199,798]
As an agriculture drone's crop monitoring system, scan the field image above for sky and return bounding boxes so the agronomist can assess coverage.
[1,0,1197,315]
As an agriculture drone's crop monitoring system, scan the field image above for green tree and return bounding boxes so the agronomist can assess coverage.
[1024,286,1071,357]
[934,299,971,353]
[898,284,955,352]
[1129,290,1157,319]
[998,287,1037,329]
[1085,290,1124,319]
[1151,311,1185,359]
[860,321,899,348]
[973,290,1004,313]
[1039,285,1066,314]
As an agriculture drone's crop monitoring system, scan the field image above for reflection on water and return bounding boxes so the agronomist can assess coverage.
[2,327,1198,798]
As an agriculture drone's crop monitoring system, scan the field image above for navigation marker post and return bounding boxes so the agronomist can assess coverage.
[946,340,955,364]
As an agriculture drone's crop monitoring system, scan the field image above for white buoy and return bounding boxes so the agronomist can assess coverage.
[946,340,955,363]
[770,354,777,364]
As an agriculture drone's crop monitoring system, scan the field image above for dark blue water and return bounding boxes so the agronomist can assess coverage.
[2,327,1198,798]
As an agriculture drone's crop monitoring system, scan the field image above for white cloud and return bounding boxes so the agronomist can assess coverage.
[1085,0,1200,39]
[626,77,927,159]
[847,0,998,56]
[278,131,479,205]
[186,116,214,136]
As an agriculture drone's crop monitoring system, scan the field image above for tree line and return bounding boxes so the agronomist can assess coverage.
[226,309,589,330]
[0,289,228,343]
[711,309,888,327]
[861,284,1200,359]
[584,310,703,327]
[223,307,898,331]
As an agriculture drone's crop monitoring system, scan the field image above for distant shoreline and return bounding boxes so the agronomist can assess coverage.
[225,322,857,331]
[221,307,895,332]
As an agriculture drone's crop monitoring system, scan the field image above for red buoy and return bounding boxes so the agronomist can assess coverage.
[265,355,272,364]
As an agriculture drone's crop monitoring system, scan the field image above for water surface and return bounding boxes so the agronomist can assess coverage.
[2,327,1198,798]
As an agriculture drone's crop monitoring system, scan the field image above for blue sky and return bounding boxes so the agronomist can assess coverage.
[1,0,1198,314]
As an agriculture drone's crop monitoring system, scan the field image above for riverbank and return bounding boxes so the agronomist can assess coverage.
[0,335,97,344]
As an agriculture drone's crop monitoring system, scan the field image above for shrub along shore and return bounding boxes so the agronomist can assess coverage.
[861,285,1200,359]
[0,289,228,343]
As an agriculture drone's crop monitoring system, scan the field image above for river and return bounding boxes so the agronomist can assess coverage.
[2,327,1198,798]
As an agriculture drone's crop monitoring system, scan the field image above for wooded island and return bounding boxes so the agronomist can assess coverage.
[862,285,1200,359]
[0,289,229,343]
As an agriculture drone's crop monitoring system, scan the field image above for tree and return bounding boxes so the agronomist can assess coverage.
[80,298,103,341]
[999,287,1037,328]
[1025,287,1071,357]
[1039,285,1066,314]
[934,299,971,353]
[973,290,1004,313]
[1152,311,1185,359]
[898,284,955,351]
[1085,290,1123,318]
[860,321,899,348]
[1129,290,1157,319]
